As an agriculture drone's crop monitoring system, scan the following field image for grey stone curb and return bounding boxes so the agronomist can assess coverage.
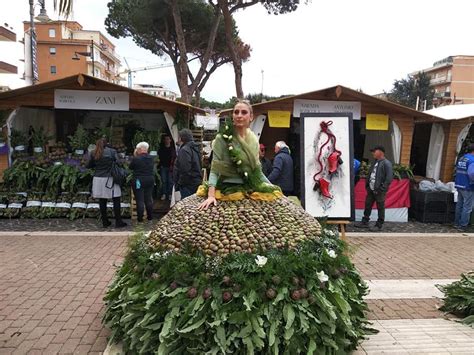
[347,232,474,238]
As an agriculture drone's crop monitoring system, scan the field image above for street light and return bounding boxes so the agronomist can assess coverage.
[72,39,95,77]
[27,0,50,85]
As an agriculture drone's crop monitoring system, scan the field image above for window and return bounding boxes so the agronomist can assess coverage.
[446,86,451,93]
[48,28,56,38]
[49,47,56,55]
[50,66,57,74]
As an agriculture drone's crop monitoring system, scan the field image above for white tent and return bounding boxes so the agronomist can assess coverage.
[424,105,474,179]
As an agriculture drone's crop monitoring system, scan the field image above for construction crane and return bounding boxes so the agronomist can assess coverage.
[121,58,174,88]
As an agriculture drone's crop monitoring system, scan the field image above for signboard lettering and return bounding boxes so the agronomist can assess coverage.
[54,90,129,111]
[293,99,361,120]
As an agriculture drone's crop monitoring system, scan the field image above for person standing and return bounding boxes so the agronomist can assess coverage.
[268,141,294,195]
[259,144,272,177]
[173,129,202,199]
[87,137,127,228]
[355,146,393,231]
[158,134,176,200]
[454,143,474,231]
[130,142,155,223]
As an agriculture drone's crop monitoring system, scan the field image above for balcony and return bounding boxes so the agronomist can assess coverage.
[0,26,16,42]
[434,91,451,100]
[430,75,450,85]
[0,61,17,74]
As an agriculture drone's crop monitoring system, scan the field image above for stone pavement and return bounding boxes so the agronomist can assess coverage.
[0,233,128,354]
[353,233,474,353]
[0,231,473,354]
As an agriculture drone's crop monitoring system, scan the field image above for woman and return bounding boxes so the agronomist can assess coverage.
[87,137,127,228]
[158,135,176,200]
[199,101,280,209]
[130,141,155,222]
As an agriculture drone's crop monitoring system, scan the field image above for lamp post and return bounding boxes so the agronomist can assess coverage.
[27,0,50,85]
[72,39,95,77]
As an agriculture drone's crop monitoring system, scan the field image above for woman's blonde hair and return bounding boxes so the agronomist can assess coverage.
[234,99,253,115]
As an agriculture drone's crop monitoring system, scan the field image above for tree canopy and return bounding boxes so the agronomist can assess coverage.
[386,72,434,110]
[105,0,249,103]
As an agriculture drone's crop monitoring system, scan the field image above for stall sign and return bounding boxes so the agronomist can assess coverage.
[366,114,389,130]
[293,99,361,120]
[54,90,129,111]
[268,110,291,128]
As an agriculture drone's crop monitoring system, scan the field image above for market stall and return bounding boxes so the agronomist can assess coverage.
[0,74,204,220]
[220,85,440,221]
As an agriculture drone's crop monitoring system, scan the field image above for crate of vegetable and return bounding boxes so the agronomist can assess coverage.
[69,192,90,220]
[86,200,100,219]
[22,191,43,218]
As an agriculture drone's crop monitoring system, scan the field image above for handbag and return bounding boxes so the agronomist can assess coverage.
[110,161,127,186]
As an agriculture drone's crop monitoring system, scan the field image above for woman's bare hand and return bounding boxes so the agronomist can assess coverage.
[198,196,217,210]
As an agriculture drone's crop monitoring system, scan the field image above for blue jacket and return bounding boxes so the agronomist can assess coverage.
[455,153,474,191]
[268,147,294,193]
[354,159,361,176]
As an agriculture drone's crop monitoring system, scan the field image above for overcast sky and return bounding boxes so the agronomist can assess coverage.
[1,0,473,102]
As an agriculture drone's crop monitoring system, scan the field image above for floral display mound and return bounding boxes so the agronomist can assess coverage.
[147,195,322,256]
[104,204,371,353]
[437,272,474,327]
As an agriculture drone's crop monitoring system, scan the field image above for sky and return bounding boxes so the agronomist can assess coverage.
[1,0,473,102]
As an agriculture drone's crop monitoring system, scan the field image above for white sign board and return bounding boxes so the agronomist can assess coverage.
[293,99,361,120]
[301,114,354,219]
[54,90,130,111]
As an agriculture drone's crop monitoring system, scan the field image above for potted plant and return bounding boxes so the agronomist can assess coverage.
[147,130,162,156]
[31,127,53,154]
[9,129,28,159]
[68,124,90,156]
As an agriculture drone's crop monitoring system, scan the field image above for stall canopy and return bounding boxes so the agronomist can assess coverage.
[0,73,203,115]
[221,85,441,166]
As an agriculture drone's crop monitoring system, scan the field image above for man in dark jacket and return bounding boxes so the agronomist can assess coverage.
[355,145,393,231]
[173,129,202,199]
[259,144,272,177]
[268,141,294,195]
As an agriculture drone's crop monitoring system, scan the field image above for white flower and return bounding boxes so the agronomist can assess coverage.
[316,271,329,282]
[327,250,337,258]
[244,171,248,177]
[228,135,233,140]
[225,125,229,130]
[144,231,151,238]
[255,255,268,267]
[223,134,229,139]
[236,160,242,165]
[228,146,234,151]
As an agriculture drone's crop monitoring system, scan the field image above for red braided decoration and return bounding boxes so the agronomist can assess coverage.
[313,120,342,182]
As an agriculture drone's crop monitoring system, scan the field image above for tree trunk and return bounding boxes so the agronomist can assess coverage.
[218,0,244,99]
[169,0,191,103]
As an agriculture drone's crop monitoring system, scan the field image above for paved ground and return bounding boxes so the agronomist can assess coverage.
[346,220,470,234]
[350,235,474,279]
[355,319,474,354]
[0,234,127,354]
[0,232,473,354]
[0,218,471,233]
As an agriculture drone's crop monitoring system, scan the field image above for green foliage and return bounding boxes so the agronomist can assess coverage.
[3,160,45,191]
[9,129,28,148]
[386,72,434,109]
[68,124,90,151]
[31,127,53,150]
[132,130,163,152]
[104,229,372,353]
[392,164,415,180]
[437,272,474,327]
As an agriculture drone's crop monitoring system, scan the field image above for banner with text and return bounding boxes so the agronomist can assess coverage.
[54,89,130,111]
[293,99,361,120]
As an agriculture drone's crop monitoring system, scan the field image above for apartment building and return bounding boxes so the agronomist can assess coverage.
[414,55,474,106]
[133,83,177,101]
[23,21,121,84]
[0,24,18,76]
